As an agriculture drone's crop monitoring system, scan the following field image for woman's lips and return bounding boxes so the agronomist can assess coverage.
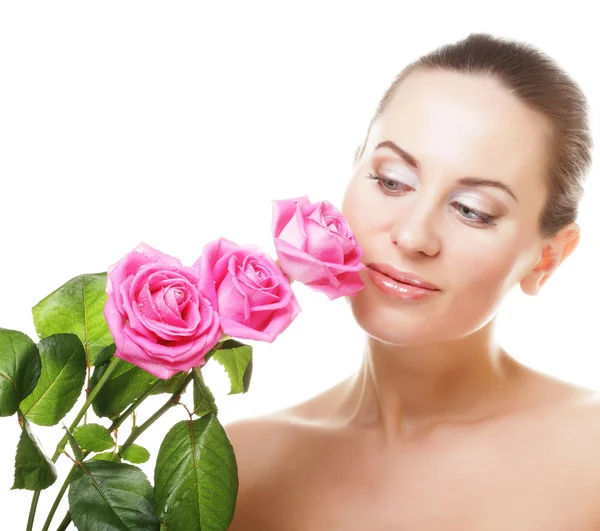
[365,266,441,301]
[367,263,441,291]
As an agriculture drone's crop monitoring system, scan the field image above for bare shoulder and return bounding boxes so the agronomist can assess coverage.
[563,388,600,445]
[224,409,316,530]
[559,389,600,517]
[529,373,600,436]
[224,384,346,530]
[535,381,600,484]
[532,373,600,426]
[224,411,301,475]
[224,386,341,477]
[224,379,347,466]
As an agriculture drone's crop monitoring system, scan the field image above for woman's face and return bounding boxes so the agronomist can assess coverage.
[342,69,552,345]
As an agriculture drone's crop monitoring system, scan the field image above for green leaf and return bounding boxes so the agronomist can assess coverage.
[63,425,84,462]
[213,339,253,395]
[32,273,113,367]
[91,360,157,419]
[192,368,218,417]
[68,460,159,530]
[154,415,238,531]
[73,423,114,452]
[19,334,86,426]
[91,451,121,463]
[120,444,150,464]
[0,329,41,417]
[94,343,116,366]
[12,419,58,490]
[150,370,189,395]
[91,361,190,419]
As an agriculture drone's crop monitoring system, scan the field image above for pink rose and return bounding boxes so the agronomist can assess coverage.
[104,243,222,380]
[195,238,300,342]
[272,196,365,300]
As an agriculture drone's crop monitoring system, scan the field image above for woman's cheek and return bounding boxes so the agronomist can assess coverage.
[342,184,379,242]
[341,175,367,221]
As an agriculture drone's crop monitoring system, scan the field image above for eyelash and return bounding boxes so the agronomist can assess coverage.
[365,173,498,227]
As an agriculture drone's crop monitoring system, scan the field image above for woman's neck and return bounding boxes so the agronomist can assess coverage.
[338,321,526,443]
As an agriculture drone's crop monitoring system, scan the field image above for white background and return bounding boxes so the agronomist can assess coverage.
[1,2,599,529]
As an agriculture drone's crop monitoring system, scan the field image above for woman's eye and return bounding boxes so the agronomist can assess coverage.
[365,173,408,193]
[364,173,498,227]
[453,203,498,226]
[457,204,478,219]
[380,178,403,191]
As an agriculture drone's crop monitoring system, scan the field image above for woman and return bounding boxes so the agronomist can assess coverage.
[228,33,599,529]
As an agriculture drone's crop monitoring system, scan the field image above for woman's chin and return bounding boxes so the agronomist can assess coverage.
[347,301,432,345]
[346,289,490,347]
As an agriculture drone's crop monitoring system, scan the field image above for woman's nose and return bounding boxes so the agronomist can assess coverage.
[389,200,441,258]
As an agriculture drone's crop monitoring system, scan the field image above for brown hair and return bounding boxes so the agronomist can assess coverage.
[356,33,593,238]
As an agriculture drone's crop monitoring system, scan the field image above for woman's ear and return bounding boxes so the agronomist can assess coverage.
[520,223,581,296]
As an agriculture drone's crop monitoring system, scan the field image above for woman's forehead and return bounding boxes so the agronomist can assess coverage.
[372,70,551,181]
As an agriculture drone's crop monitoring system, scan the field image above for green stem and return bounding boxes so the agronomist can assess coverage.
[55,511,72,531]
[119,371,194,456]
[52,356,123,460]
[18,411,39,531]
[26,356,122,531]
[35,374,158,531]
[40,466,77,531]
[26,487,40,531]
[47,369,195,531]
[107,376,164,433]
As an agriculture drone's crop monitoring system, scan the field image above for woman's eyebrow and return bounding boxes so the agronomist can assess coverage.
[456,176,519,203]
[375,140,420,169]
[374,140,519,203]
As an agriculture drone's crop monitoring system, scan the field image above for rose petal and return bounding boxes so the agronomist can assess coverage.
[216,273,247,323]
[154,287,188,327]
[103,296,125,344]
[195,238,239,307]
[275,238,365,273]
[304,219,345,264]
[104,243,225,379]
[271,196,311,238]
[122,300,221,363]
[278,204,308,250]
[220,294,301,342]
[304,270,365,299]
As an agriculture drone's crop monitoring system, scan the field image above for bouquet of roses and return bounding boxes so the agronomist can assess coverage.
[0,196,365,531]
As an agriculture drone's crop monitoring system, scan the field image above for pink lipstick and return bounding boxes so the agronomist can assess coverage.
[365,263,441,301]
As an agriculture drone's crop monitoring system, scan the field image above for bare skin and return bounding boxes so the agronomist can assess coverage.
[227,366,600,530]
[228,69,598,529]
